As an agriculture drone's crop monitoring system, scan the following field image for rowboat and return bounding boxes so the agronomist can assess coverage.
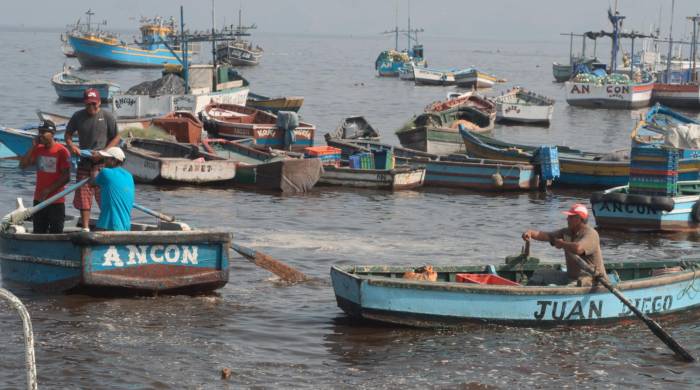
[453,68,500,89]
[319,165,425,191]
[324,137,437,162]
[412,154,540,191]
[200,103,316,152]
[246,92,304,114]
[202,138,322,193]
[425,92,496,121]
[0,216,231,294]
[50,69,120,101]
[652,83,700,109]
[151,111,203,144]
[122,138,237,184]
[216,41,263,66]
[324,116,380,142]
[493,87,554,125]
[552,62,574,82]
[398,62,416,81]
[36,110,155,133]
[0,125,69,158]
[413,67,456,86]
[590,181,700,232]
[331,256,700,326]
[396,104,495,155]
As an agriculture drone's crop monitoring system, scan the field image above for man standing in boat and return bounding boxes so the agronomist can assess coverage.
[90,147,134,231]
[19,120,71,233]
[64,88,120,231]
[522,203,608,286]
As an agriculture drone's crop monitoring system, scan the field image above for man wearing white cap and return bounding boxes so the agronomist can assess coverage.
[91,147,134,231]
[522,203,607,286]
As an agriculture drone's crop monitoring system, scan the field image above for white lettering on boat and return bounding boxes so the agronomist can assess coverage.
[101,245,200,268]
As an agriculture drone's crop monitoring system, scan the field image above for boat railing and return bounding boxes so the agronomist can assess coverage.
[0,288,37,390]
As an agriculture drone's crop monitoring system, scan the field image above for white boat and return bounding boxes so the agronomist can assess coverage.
[112,64,249,119]
[319,166,426,191]
[565,79,654,109]
[399,62,416,81]
[413,67,455,86]
[493,87,554,125]
[454,68,500,89]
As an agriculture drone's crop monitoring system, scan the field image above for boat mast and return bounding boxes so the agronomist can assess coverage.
[181,6,189,94]
[407,0,411,51]
[608,5,625,73]
[394,1,399,51]
[665,0,675,82]
[689,15,699,83]
[211,0,217,92]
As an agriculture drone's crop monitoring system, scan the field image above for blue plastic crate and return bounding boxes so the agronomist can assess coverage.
[540,161,560,181]
[349,155,362,169]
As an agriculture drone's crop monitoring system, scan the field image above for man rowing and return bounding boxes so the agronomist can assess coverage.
[522,203,608,286]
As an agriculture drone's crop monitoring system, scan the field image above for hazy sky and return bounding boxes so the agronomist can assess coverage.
[1,0,699,41]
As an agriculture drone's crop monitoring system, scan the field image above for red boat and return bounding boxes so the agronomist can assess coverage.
[151,111,203,144]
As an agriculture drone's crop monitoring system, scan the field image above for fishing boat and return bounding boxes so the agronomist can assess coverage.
[493,87,555,125]
[589,180,700,232]
[69,16,189,68]
[0,125,69,158]
[413,67,456,86]
[50,68,120,102]
[453,68,501,89]
[652,83,700,109]
[122,138,237,184]
[0,212,231,294]
[399,62,417,81]
[396,103,495,155]
[200,103,315,152]
[112,64,249,119]
[375,11,426,77]
[325,116,380,142]
[319,165,426,191]
[330,255,700,326]
[411,154,541,191]
[565,75,655,109]
[151,111,203,144]
[215,8,263,66]
[246,93,304,114]
[202,138,322,193]
[425,92,496,123]
[324,137,437,162]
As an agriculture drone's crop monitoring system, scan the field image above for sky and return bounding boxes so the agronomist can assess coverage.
[0,0,699,41]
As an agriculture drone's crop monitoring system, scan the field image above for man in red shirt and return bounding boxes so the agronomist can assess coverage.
[19,120,71,233]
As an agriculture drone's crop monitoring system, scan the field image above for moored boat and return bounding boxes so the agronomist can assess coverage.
[0,217,231,294]
[122,138,237,184]
[216,41,263,66]
[246,93,304,114]
[0,125,69,158]
[202,138,322,193]
[319,165,426,191]
[324,137,437,162]
[331,257,700,326]
[151,111,203,144]
[590,181,700,232]
[51,68,120,102]
[413,67,456,86]
[493,87,554,125]
[453,68,500,89]
[565,77,654,109]
[200,103,315,152]
[652,83,700,109]
[325,116,380,142]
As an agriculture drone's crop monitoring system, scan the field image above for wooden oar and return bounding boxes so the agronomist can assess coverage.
[132,203,308,283]
[1,178,89,232]
[572,255,695,362]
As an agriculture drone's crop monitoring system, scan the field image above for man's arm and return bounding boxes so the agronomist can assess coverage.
[104,114,120,149]
[522,229,552,242]
[64,123,80,155]
[19,139,37,169]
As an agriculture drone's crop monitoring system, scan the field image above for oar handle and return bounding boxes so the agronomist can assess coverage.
[133,203,176,223]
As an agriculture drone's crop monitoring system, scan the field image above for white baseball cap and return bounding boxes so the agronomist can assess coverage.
[98,147,126,162]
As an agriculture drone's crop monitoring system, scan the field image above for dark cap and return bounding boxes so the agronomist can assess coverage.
[38,120,57,133]
[84,88,101,104]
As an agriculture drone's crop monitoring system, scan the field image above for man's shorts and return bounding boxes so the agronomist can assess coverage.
[73,163,103,211]
[32,200,65,234]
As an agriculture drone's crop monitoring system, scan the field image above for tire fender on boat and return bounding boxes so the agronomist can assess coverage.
[691,201,700,222]
[650,196,675,212]
[602,192,627,204]
[625,194,652,207]
[590,191,605,204]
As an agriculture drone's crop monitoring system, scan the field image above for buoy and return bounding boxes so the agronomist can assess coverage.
[221,368,233,380]
[492,173,504,187]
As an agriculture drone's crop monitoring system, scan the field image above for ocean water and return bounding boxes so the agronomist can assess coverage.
[1,28,700,388]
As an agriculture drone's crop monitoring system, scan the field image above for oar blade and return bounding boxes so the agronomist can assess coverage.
[644,317,696,362]
[231,244,308,283]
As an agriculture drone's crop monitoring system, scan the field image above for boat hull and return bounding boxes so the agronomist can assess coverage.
[413,68,456,86]
[51,73,119,102]
[319,166,425,190]
[565,81,654,109]
[331,264,700,326]
[397,126,467,155]
[0,229,231,294]
[69,35,185,68]
[246,95,304,114]
[454,70,497,89]
[651,83,700,109]
[552,62,572,82]
[416,157,538,191]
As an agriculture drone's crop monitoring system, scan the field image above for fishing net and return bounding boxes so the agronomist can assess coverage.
[125,73,186,95]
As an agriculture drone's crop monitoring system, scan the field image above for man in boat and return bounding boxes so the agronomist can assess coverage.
[90,147,134,232]
[522,203,608,286]
[19,120,71,233]
[64,88,120,231]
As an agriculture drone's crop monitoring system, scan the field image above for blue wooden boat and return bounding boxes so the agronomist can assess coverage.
[331,256,700,326]
[0,126,68,158]
[51,69,120,101]
[69,17,188,68]
[590,181,700,232]
[632,104,700,155]
[0,217,231,294]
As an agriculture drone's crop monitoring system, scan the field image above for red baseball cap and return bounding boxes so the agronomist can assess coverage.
[562,203,589,219]
[84,88,101,104]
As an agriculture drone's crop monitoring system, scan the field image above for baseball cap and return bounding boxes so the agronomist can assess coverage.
[84,88,101,104]
[98,147,125,162]
[37,120,57,133]
[562,203,589,219]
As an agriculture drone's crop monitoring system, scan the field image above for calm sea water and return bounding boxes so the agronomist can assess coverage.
[2,28,700,389]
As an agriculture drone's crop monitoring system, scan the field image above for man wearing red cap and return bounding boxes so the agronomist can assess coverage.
[522,203,607,286]
[64,88,120,231]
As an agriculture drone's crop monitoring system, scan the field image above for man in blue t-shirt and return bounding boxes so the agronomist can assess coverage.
[91,147,134,231]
